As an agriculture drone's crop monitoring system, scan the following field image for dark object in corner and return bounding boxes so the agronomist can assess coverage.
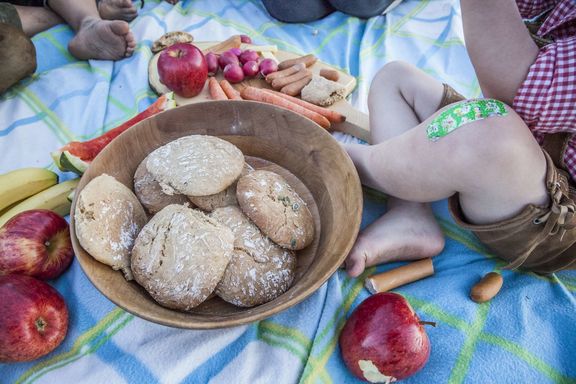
[262,0,335,23]
[0,23,37,93]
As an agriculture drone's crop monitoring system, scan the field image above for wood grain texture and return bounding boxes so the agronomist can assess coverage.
[148,41,371,141]
[70,101,363,329]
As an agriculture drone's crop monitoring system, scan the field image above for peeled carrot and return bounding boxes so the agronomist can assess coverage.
[220,80,242,100]
[241,86,331,130]
[209,77,227,100]
[261,88,346,123]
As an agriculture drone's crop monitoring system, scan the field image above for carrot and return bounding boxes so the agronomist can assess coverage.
[220,80,242,100]
[209,77,228,100]
[241,86,331,130]
[261,88,346,123]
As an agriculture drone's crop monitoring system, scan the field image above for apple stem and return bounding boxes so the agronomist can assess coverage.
[35,317,47,333]
[169,49,185,59]
[419,321,437,327]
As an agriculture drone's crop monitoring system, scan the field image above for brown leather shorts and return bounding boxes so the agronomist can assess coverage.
[438,84,576,274]
[449,151,576,274]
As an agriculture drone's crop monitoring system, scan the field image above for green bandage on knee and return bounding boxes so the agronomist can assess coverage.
[426,99,508,141]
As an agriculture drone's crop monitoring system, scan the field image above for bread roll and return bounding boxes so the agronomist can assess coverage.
[236,170,314,250]
[189,163,253,211]
[212,206,296,307]
[146,135,244,197]
[134,155,190,214]
[74,173,147,280]
[131,204,234,310]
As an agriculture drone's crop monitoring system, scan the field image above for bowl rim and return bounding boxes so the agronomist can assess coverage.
[70,100,363,329]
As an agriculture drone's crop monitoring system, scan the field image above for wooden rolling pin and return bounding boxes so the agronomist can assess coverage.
[364,258,434,294]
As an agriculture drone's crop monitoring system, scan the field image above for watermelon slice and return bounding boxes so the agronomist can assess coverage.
[52,92,176,174]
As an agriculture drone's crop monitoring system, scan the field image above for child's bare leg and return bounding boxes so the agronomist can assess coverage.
[48,0,136,60]
[368,61,445,143]
[14,5,63,36]
[352,103,548,219]
[348,103,548,268]
[460,0,539,104]
[344,62,446,276]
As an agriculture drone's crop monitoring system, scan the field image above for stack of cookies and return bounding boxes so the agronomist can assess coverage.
[74,135,315,310]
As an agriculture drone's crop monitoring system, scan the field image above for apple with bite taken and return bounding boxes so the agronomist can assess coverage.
[0,274,68,362]
[157,42,208,98]
[0,209,73,280]
[339,292,433,383]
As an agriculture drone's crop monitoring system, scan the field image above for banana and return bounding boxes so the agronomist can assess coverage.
[0,168,59,211]
[0,178,79,227]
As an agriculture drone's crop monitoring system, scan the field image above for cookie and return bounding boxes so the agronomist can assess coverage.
[300,75,346,107]
[131,204,234,311]
[146,135,245,197]
[74,173,147,280]
[236,170,314,250]
[133,155,191,214]
[211,206,296,307]
[189,163,253,212]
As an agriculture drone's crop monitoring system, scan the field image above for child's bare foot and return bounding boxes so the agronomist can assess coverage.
[98,0,138,22]
[68,17,136,60]
[345,201,445,277]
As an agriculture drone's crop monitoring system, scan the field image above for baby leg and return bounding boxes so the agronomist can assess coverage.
[349,101,548,267]
[344,62,448,276]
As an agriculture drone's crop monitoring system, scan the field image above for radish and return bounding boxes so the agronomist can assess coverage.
[226,48,242,57]
[206,52,219,76]
[259,58,278,76]
[240,35,252,44]
[242,61,259,77]
[223,64,245,83]
[239,50,259,64]
[219,51,239,70]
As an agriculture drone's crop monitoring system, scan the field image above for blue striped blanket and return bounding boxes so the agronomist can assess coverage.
[1,1,575,383]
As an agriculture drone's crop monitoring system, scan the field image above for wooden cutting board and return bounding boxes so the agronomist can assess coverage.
[148,41,370,142]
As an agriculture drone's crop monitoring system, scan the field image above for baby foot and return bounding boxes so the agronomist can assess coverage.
[345,202,445,277]
[68,17,136,60]
[98,0,138,22]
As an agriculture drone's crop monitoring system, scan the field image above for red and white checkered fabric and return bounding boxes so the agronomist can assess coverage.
[512,0,576,181]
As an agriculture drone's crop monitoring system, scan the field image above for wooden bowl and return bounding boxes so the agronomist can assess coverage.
[70,100,362,329]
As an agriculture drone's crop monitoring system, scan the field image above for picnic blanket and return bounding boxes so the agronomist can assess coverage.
[1,0,575,383]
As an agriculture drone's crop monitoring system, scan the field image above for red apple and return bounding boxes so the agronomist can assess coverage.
[339,292,432,383]
[157,42,208,98]
[0,274,68,362]
[0,209,73,280]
